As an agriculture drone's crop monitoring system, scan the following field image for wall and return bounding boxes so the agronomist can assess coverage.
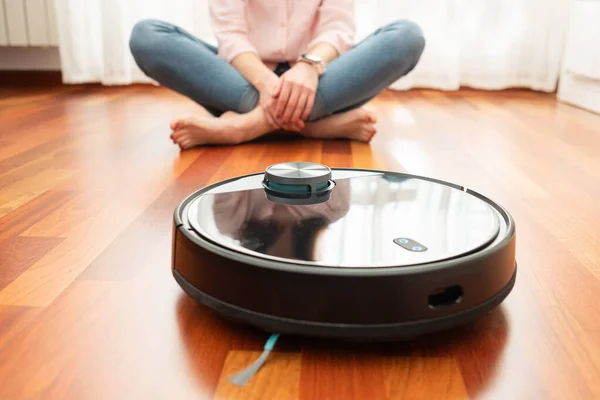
[557,0,600,114]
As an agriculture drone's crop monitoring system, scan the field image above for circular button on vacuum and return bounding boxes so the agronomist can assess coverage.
[262,162,335,204]
[265,162,332,192]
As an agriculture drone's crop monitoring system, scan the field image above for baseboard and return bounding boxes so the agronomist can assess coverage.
[0,70,63,86]
[0,47,61,70]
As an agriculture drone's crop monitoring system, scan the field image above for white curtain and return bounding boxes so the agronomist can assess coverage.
[354,0,574,92]
[55,0,216,85]
[56,0,573,91]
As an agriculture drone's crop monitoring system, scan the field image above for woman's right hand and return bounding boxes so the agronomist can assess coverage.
[257,74,304,132]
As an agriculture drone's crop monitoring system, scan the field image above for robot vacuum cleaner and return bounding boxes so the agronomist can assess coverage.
[172,162,516,341]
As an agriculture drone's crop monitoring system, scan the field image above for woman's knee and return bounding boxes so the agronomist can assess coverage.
[130,19,158,55]
[385,20,426,68]
[129,19,172,71]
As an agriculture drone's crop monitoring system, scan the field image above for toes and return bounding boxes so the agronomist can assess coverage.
[176,138,188,149]
[179,139,194,150]
[171,114,194,131]
[171,118,186,131]
[369,128,377,141]
[368,112,378,124]
[171,134,182,145]
[171,130,188,145]
[172,128,187,139]
[359,127,376,143]
[172,130,181,139]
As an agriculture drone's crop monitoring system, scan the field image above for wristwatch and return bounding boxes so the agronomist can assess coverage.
[298,54,326,76]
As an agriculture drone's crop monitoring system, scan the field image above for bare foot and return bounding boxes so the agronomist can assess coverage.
[303,108,377,143]
[170,112,243,149]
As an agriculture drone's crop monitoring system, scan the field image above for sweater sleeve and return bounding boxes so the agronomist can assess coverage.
[308,0,356,55]
[209,0,258,62]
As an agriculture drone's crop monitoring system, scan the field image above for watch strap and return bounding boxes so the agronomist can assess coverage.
[298,54,325,75]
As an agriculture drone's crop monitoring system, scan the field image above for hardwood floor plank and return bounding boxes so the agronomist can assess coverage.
[413,92,552,200]
[0,236,64,290]
[79,147,232,281]
[382,356,467,400]
[0,86,169,162]
[0,150,70,191]
[0,190,75,241]
[350,141,384,170]
[449,309,549,399]
[0,127,72,163]
[0,163,204,305]
[0,86,78,127]
[0,136,71,175]
[0,305,41,350]
[21,148,200,238]
[321,140,353,168]
[0,84,78,111]
[0,281,132,400]
[175,296,265,398]
[524,199,600,279]
[0,168,75,217]
[0,279,263,400]
[299,350,387,400]
[215,351,301,400]
[514,213,600,333]
[470,97,600,196]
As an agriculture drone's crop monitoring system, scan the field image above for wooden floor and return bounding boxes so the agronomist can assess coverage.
[1,83,600,400]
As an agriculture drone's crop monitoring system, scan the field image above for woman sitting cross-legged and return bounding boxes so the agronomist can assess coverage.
[129,0,425,149]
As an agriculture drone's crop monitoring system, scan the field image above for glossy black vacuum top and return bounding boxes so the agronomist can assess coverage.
[186,165,501,268]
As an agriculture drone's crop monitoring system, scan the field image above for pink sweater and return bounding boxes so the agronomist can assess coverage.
[209,0,355,68]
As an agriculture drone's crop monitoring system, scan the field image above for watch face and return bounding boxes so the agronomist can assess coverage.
[304,54,322,63]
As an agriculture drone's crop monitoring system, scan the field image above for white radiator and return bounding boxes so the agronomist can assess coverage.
[0,0,58,46]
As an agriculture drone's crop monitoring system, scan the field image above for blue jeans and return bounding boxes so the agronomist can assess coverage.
[129,19,425,122]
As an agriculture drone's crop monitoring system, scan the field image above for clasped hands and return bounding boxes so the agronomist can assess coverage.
[258,62,319,132]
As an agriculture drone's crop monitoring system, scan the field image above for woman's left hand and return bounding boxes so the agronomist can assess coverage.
[274,62,319,126]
